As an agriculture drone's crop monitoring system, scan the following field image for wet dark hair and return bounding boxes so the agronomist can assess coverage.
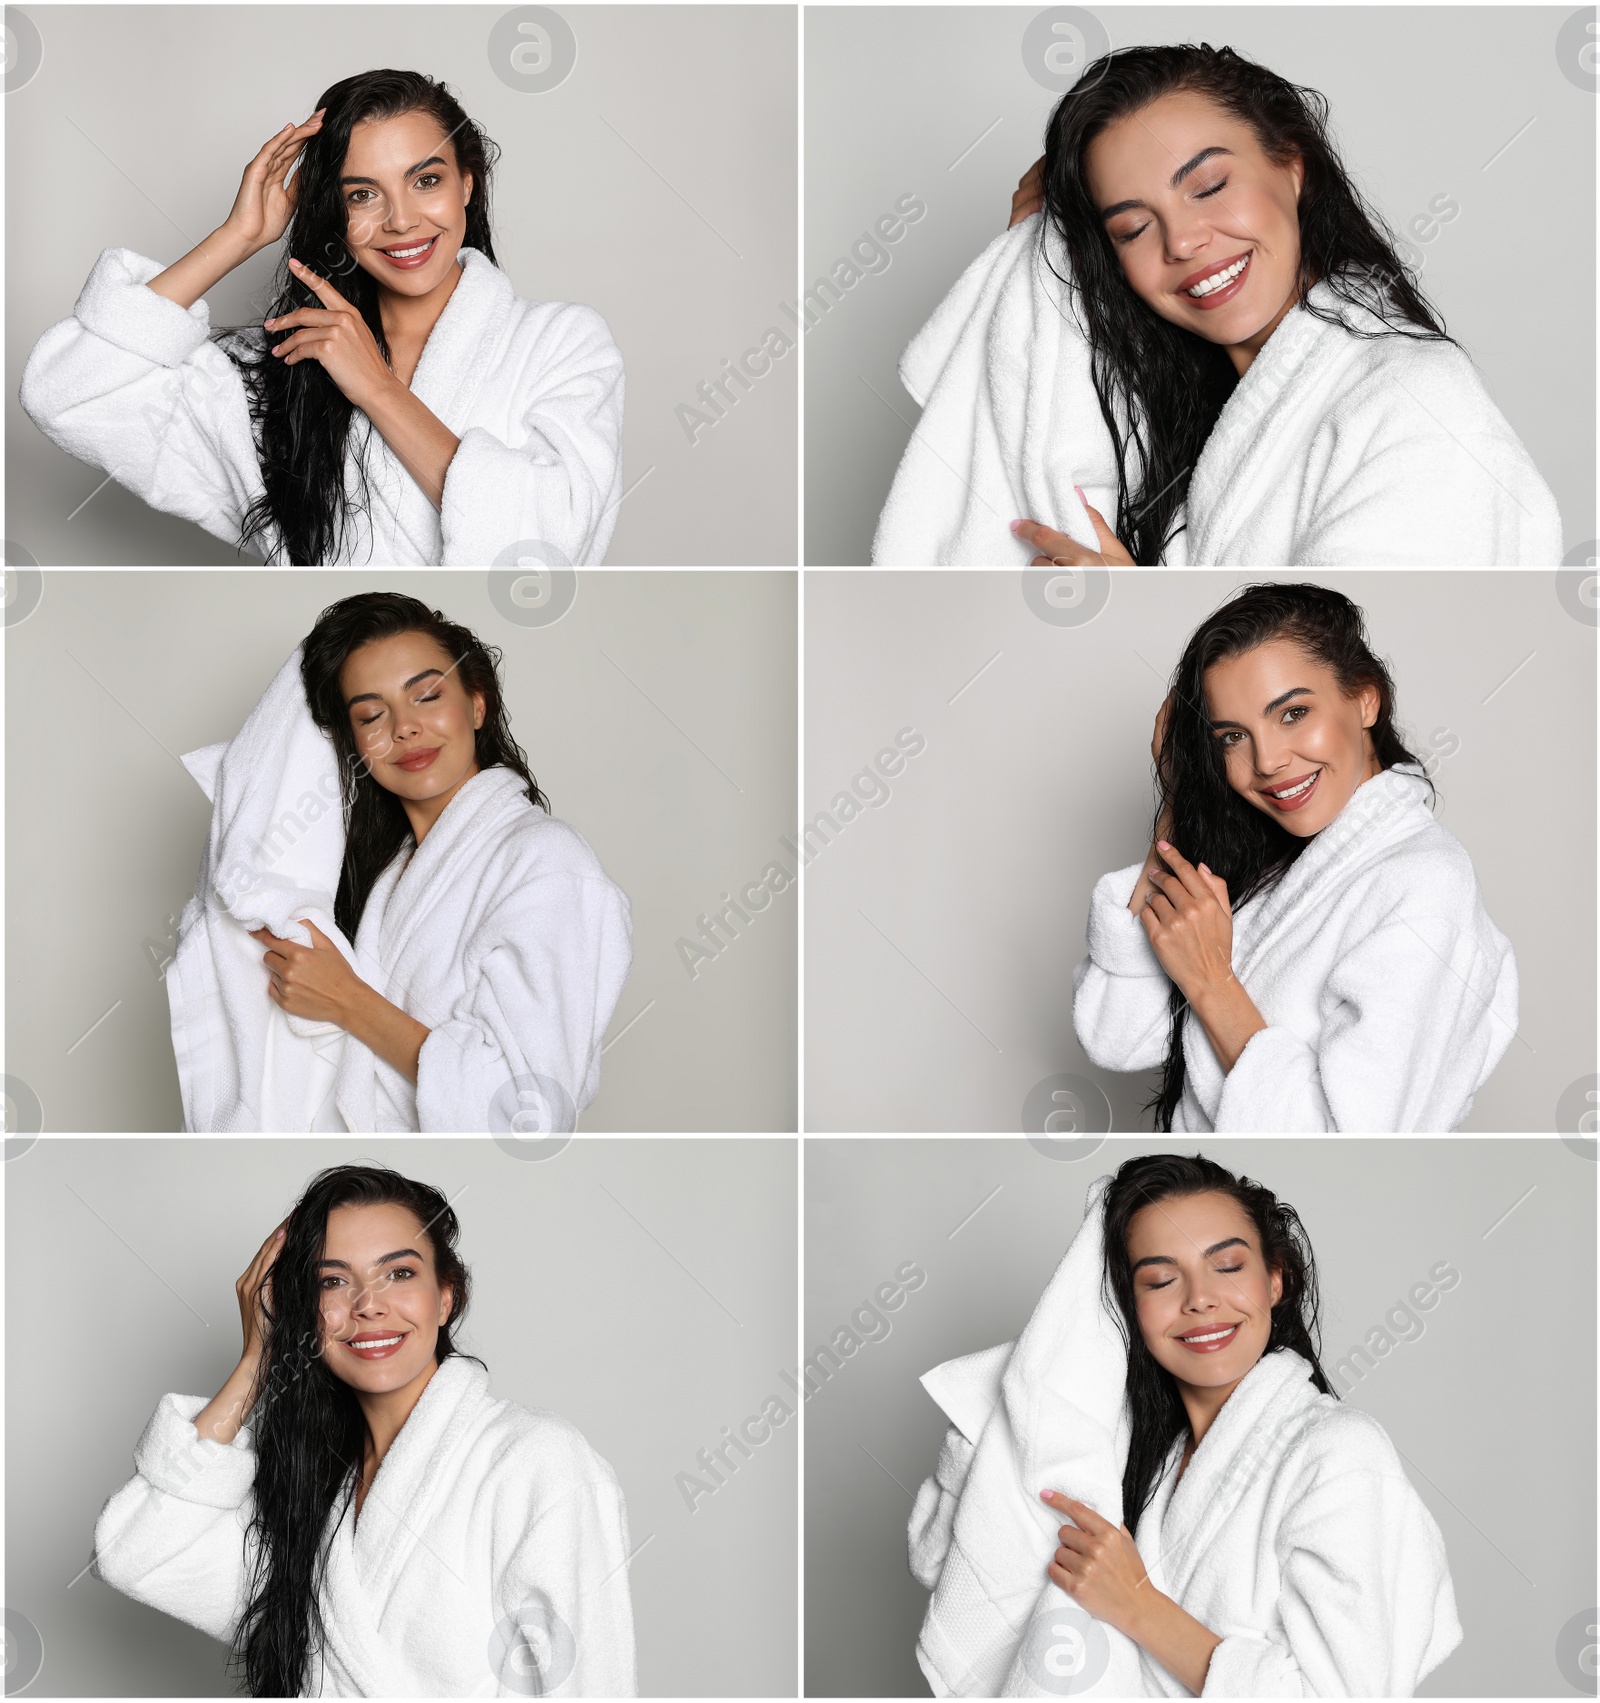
[220,70,501,564]
[1039,43,1452,564]
[232,1164,482,1696]
[1100,1152,1335,1539]
[1147,582,1429,1129]
[299,591,548,938]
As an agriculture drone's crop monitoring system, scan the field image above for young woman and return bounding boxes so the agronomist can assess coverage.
[165,592,632,1133]
[1000,44,1561,566]
[1072,582,1517,1131]
[909,1155,1461,1696]
[20,70,624,566]
[92,1164,637,1695]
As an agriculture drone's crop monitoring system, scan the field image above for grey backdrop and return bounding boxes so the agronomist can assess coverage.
[803,1136,1597,1697]
[5,5,797,566]
[803,570,1596,1132]
[803,6,1596,564]
[5,1135,798,1698]
[5,570,797,1132]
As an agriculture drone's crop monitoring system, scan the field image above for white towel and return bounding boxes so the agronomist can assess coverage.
[1072,763,1518,1131]
[909,1189,1463,1698]
[1184,278,1564,565]
[910,1173,1143,1698]
[871,214,1127,567]
[167,649,632,1133]
[90,1355,639,1696]
[871,214,1561,566]
[19,245,625,565]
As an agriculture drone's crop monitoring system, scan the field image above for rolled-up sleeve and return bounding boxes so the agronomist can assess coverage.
[1071,861,1176,1073]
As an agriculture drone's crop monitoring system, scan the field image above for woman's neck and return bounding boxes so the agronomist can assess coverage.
[403,760,482,845]
[378,256,466,371]
[355,1356,441,1509]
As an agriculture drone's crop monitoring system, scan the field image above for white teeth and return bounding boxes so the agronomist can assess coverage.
[384,240,433,259]
[347,1335,402,1349]
[1268,771,1319,800]
[1181,1325,1238,1344]
[1186,255,1249,297]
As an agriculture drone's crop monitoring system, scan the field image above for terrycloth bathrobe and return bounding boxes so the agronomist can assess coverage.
[908,1177,1462,1698]
[873,214,1561,565]
[18,245,624,564]
[167,647,632,1133]
[91,1355,638,1696]
[1071,764,1517,1131]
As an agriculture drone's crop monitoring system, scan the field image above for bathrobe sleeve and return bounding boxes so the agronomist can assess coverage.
[437,302,625,567]
[415,869,633,1134]
[492,1473,638,1697]
[908,1424,977,1591]
[1071,861,1176,1072]
[1200,1447,1462,1695]
[91,1391,258,1645]
[18,248,266,549]
[1214,913,1518,1132]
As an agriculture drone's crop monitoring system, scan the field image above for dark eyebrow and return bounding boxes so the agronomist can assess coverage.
[345,668,445,710]
[340,155,448,187]
[1131,1235,1249,1272]
[1208,686,1313,733]
[1100,146,1234,221]
[317,1247,424,1271]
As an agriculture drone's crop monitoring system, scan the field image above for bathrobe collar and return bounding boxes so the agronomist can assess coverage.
[318,1355,493,1694]
[405,247,516,433]
[1143,1346,1321,1603]
[1229,762,1434,977]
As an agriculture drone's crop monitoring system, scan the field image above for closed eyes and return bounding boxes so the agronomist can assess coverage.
[356,691,442,728]
[1113,178,1229,245]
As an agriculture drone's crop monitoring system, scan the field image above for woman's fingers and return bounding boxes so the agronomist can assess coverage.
[1154,840,1212,903]
[1012,516,1095,566]
[287,255,353,309]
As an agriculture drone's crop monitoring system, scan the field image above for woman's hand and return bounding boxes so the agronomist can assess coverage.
[1135,841,1236,1001]
[221,112,326,257]
[264,259,398,413]
[237,1219,289,1369]
[1040,1491,1153,1640]
[1010,155,1046,228]
[1012,499,1135,567]
[251,918,366,1026]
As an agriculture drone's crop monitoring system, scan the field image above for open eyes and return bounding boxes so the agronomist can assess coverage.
[1145,1262,1245,1291]
[1215,704,1309,747]
[320,1266,417,1290]
[346,173,445,206]
[1112,178,1229,246]
[355,690,443,728]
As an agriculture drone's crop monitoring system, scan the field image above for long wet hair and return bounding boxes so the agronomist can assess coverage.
[299,592,549,938]
[231,1164,482,1696]
[1100,1152,1335,1539]
[1147,582,1430,1129]
[220,70,501,565]
[1039,43,1453,564]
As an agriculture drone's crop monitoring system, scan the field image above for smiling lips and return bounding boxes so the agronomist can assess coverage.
[377,235,439,270]
[395,747,441,773]
[1261,769,1321,812]
[1175,1322,1241,1353]
[342,1331,408,1360]
[1179,249,1252,309]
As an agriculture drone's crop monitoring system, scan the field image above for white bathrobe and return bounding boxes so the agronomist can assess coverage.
[91,1355,638,1697]
[1071,764,1517,1131]
[18,245,624,565]
[873,214,1561,565]
[910,1343,1462,1697]
[166,646,632,1133]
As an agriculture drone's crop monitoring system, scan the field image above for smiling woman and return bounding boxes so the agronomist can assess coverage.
[18,70,624,565]
[1071,582,1518,1132]
[90,1164,637,1695]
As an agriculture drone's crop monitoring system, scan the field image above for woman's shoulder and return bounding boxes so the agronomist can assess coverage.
[1279,1391,1411,1487]
[1360,800,1490,921]
[473,1392,623,1496]
[492,797,617,887]
[466,252,621,366]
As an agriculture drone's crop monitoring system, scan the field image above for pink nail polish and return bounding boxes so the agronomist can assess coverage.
[1010,519,1025,535]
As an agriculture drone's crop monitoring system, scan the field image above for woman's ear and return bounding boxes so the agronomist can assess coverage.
[472,690,485,732]
[1359,682,1380,729]
[462,171,474,210]
[438,1281,455,1326]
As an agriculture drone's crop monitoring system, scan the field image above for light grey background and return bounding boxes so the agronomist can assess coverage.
[5,5,797,566]
[804,7,1597,564]
[803,1136,1597,1697]
[803,570,1596,1132]
[5,570,797,1132]
[5,1136,798,1698]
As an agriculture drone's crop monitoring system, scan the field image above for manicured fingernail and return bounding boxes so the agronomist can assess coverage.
[1010,519,1025,535]
[1157,840,1170,850]
[277,1227,285,1238]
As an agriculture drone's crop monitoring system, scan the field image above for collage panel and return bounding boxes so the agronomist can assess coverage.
[5,569,797,1133]
[803,1135,1597,1696]
[804,569,1596,1134]
[4,1135,798,1697]
[805,5,1591,567]
[6,3,798,567]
